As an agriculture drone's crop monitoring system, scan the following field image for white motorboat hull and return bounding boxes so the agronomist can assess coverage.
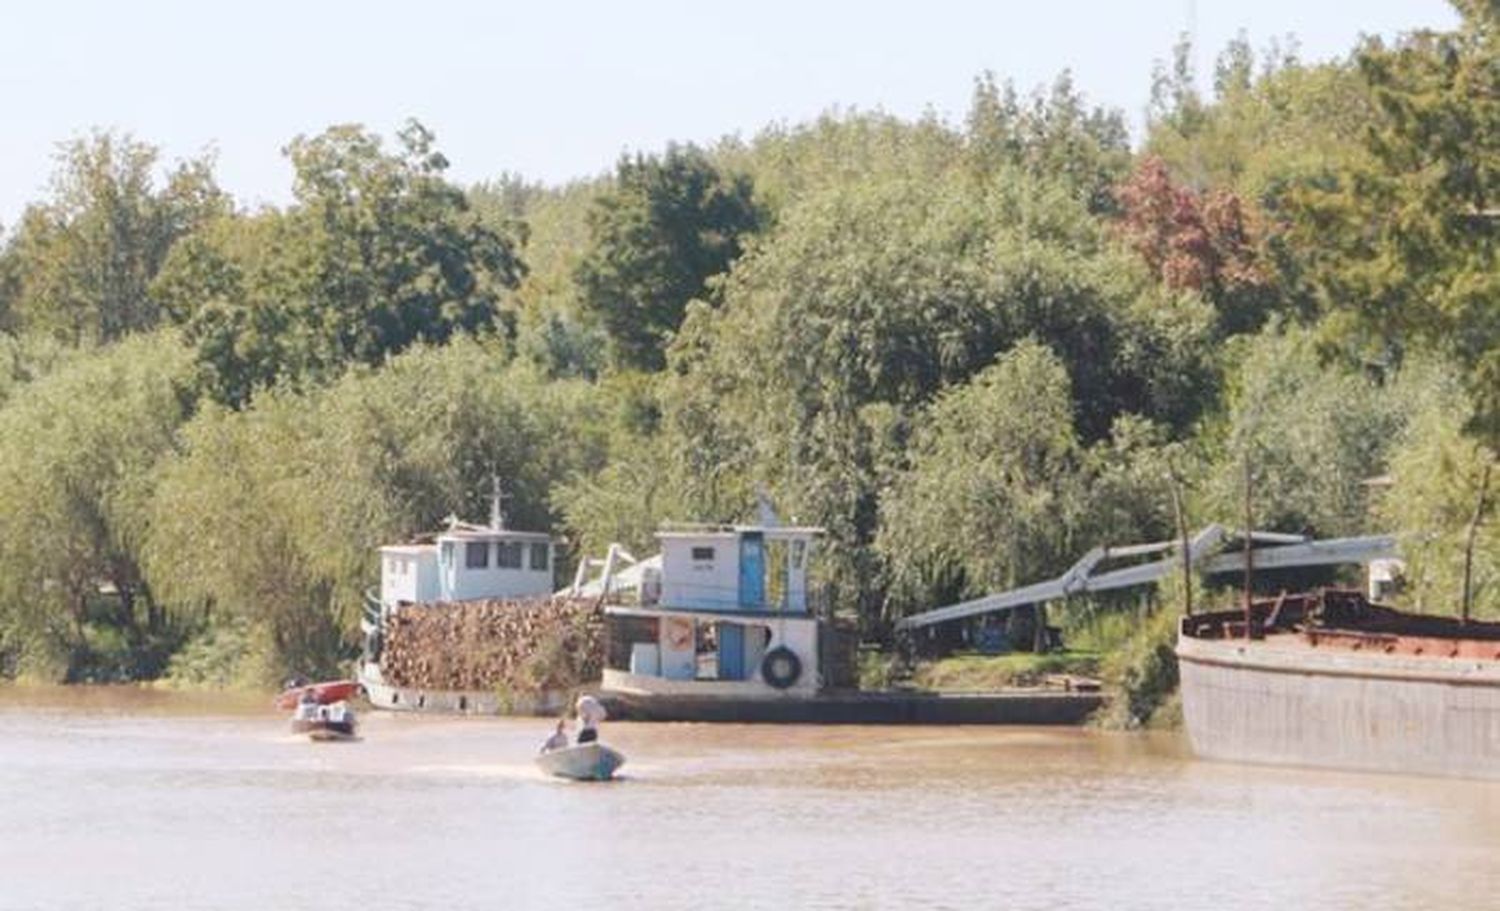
[536,743,625,781]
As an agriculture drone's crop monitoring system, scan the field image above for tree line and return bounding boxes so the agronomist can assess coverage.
[0,1,1495,684]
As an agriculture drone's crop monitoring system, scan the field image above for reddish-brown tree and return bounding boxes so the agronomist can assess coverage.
[1116,156,1273,335]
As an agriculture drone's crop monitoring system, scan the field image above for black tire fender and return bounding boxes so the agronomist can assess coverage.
[760,646,802,689]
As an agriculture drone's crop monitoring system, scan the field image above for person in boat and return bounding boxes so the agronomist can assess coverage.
[541,719,569,753]
[294,687,319,722]
[575,694,606,744]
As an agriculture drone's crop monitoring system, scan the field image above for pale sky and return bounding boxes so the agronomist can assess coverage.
[0,0,1458,226]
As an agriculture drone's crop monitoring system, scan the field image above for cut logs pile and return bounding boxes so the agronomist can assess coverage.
[380,596,605,693]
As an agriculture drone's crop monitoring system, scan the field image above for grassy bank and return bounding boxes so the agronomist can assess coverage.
[908,651,1102,691]
[874,596,1187,728]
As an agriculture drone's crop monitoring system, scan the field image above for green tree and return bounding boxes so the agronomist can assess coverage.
[0,233,19,333]
[966,70,1132,212]
[877,351,1190,630]
[152,210,312,406]
[1283,3,1500,434]
[1,132,225,345]
[0,332,193,679]
[712,110,966,220]
[647,168,1216,629]
[575,145,763,372]
[1203,325,1462,537]
[143,339,608,680]
[1377,384,1498,618]
[876,342,1086,621]
[1145,35,1373,207]
[154,121,524,406]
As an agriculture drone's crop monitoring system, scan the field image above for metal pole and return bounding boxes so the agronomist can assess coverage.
[1170,476,1193,616]
[1461,460,1493,625]
[1243,456,1255,640]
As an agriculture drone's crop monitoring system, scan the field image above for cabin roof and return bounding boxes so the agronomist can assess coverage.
[657,524,824,540]
[605,604,821,624]
[439,528,554,542]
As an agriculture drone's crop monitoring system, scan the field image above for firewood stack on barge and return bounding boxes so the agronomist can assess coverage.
[376,596,603,696]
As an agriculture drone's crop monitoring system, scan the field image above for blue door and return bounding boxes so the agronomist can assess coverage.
[718,623,745,680]
[739,533,765,609]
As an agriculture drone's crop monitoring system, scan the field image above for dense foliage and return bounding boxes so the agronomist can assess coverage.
[0,3,1496,684]
[575,146,762,372]
[153,121,524,407]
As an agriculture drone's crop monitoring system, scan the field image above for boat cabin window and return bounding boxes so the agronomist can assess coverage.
[530,542,550,571]
[439,541,454,567]
[496,541,524,569]
[792,540,806,569]
[691,546,715,562]
[386,557,397,575]
[465,541,490,569]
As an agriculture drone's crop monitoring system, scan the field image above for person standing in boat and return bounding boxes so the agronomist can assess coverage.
[575,694,606,744]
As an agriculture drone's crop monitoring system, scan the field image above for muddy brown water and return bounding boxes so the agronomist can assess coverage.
[2,686,1499,911]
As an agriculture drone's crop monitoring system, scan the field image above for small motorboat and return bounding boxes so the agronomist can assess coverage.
[536,742,626,781]
[274,679,362,711]
[291,701,358,741]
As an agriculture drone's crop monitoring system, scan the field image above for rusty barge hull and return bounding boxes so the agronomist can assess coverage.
[1177,592,1500,781]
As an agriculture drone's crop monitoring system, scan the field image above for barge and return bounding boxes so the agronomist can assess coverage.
[1178,589,1500,780]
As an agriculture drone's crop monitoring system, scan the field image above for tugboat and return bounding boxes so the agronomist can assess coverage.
[582,519,834,718]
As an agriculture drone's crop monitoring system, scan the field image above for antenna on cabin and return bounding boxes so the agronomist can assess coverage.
[755,485,780,527]
[489,475,509,530]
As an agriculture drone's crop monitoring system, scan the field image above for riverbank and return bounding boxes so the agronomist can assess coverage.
[0,681,273,715]
[907,650,1102,690]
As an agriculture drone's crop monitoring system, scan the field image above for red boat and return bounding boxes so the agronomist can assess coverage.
[274,679,362,711]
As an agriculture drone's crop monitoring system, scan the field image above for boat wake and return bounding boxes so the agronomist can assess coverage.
[406,762,540,780]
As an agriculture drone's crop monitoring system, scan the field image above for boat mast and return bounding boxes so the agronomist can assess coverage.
[1170,471,1193,617]
[490,474,508,531]
[1243,456,1255,640]
[1461,459,1493,625]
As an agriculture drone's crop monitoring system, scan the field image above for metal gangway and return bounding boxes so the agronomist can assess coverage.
[893,524,1398,632]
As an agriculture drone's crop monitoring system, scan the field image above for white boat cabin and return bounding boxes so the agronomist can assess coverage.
[656,525,817,613]
[599,523,826,697]
[379,506,556,613]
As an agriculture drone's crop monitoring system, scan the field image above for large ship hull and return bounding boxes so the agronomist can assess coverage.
[1177,591,1500,781]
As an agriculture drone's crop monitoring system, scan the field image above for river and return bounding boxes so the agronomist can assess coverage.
[2,686,1498,911]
